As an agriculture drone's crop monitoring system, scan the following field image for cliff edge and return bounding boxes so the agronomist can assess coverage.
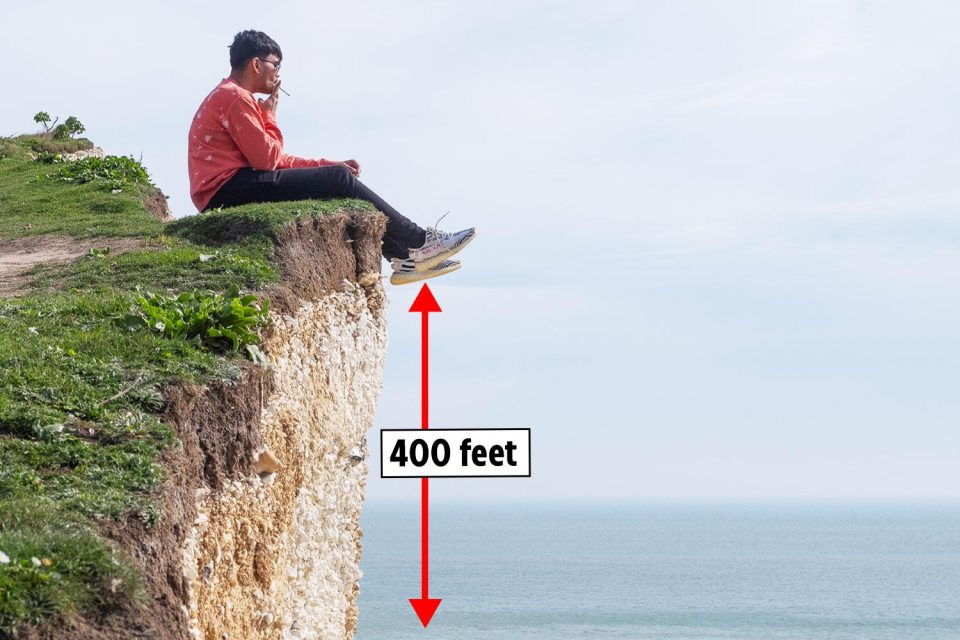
[0,134,387,639]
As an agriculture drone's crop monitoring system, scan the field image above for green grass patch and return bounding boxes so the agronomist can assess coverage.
[0,158,163,240]
[0,497,143,637]
[168,197,375,245]
[0,291,235,523]
[27,238,279,294]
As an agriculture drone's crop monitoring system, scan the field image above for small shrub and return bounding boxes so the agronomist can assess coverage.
[52,116,85,140]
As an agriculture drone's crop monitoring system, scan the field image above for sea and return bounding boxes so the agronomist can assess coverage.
[355,502,960,639]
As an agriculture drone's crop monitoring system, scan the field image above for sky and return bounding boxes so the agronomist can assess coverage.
[4,0,959,502]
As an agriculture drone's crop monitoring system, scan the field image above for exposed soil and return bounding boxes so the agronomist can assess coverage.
[265,210,386,316]
[0,235,148,297]
[143,187,174,223]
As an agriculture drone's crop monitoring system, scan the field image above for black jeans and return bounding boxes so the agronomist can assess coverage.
[206,165,426,260]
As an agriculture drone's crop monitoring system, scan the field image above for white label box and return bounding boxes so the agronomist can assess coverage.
[380,428,531,478]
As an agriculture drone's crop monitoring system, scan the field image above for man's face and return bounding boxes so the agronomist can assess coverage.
[252,55,281,93]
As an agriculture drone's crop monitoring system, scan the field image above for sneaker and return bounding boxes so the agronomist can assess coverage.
[390,258,461,285]
[408,212,476,269]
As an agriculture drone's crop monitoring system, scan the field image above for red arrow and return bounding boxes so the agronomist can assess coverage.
[408,284,442,627]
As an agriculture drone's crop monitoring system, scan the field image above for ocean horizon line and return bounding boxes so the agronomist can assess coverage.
[362,497,960,508]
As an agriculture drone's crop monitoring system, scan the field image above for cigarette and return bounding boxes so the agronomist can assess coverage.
[279,86,291,96]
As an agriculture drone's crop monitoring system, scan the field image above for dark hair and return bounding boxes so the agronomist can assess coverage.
[229,30,282,70]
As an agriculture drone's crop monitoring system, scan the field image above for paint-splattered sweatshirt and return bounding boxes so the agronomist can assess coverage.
[188,77,337,211]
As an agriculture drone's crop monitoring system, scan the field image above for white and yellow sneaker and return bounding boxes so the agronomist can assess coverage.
[407,212,476,269]
[389,258,461,285]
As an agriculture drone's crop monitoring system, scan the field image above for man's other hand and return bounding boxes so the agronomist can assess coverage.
[341,159,361,177]
[258,80,281,112]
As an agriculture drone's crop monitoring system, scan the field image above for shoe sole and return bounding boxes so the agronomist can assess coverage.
[390,261,462,285]
[411,230,477,271]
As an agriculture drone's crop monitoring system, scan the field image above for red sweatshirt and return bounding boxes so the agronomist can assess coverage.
[187,77,336,211]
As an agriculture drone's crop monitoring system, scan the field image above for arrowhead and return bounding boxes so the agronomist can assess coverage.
[408,283,442,313]
[408,597,442,627]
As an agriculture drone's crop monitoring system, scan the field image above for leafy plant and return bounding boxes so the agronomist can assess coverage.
[46,155,151,191]
[118,285,269,363]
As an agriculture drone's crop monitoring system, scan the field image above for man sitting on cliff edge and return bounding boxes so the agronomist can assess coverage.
[187,29,475,285]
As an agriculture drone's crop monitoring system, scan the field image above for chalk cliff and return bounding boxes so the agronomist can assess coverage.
[147,213,388,640]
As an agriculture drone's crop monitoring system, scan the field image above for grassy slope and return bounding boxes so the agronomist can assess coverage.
[0,134,373,635]
[0,135,164,240]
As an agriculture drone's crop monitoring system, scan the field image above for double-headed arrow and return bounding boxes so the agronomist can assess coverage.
[408,284,442,627]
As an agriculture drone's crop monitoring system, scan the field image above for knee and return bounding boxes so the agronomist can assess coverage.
[331,163,355,184]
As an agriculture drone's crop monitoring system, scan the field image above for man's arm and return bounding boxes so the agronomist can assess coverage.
[270,113,359,174]
[224,97,287,170]
[276,137,338,169]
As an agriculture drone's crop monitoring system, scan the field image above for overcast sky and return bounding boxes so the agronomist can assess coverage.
[5,1,959,502]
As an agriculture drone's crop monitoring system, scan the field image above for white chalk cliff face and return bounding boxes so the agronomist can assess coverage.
[181,283,388,640]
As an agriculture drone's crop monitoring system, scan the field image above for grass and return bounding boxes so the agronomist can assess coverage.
[0,133,373,635]
[0,498,144,635]
[27,238,280,294]
[0,156,164,240]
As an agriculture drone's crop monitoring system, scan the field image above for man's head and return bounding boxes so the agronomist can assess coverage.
[228,30,282,94]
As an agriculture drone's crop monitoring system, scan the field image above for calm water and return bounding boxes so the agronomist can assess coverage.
[356,502,960,639]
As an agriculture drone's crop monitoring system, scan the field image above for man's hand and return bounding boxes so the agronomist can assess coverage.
[258,80,281,113]
[341,159,361,177]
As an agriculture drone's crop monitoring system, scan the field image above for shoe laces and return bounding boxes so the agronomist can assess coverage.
[425,211,451,241]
